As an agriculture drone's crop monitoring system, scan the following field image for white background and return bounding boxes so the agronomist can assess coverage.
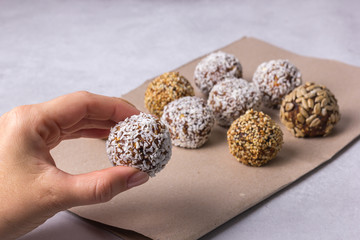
[0,0,359,239]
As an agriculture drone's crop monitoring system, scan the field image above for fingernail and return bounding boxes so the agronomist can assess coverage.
[127,171,149,189]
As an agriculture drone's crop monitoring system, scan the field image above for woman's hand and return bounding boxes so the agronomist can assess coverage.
[0,91,149,239]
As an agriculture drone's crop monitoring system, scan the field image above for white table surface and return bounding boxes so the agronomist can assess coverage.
[1,0,359,239]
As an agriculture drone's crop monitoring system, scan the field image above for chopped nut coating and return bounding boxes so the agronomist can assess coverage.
[280,82,340,137]
[227,109,283,167]
[144,72,194,118]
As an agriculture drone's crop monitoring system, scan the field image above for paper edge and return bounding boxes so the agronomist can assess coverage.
[198,134,360,239]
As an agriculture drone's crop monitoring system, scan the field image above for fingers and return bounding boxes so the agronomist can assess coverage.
[38,92,146,207]
[61,119,116,134]
[61,129,110,140]
[36,92,140,146]
[59,166,149,207]
[42,91,140,130]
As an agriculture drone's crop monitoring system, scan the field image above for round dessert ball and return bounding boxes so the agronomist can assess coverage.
[161,96,215,148]
[106,112,172,177]
[208,77,261,127]
[227,109,283,167]
[280,82,340,137]
[253,59,302,108]
[144,72,194,118]
[194,51,242,95]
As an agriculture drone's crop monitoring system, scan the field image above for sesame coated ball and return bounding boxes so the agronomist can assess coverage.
[161,96,215,148]
[207,77,261,127]
[106,112,172,177]
[253,59,302,108]
[280,82,340,137]
[194,51,242,95]
[144,72,195,118]
[227,109,283,167]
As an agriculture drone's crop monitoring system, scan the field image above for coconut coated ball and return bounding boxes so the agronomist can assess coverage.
[194,51,242,95]
[161,96,215,148]
[207,77,261,127]
[106,112,172,177]
[253,59,302,108]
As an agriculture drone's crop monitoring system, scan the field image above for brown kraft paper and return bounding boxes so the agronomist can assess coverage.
[52,37,360,240]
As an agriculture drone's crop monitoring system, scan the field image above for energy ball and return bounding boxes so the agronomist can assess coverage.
[144,72,194,118]
[253,59,302,108]
[194,51,242,95]
[227,109,283,167]
[208,77,261,127]
[280,82,340,137]
[106,112,172,177]
[161,96,215,148]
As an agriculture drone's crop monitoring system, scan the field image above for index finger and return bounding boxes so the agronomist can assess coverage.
[42,91,140,129]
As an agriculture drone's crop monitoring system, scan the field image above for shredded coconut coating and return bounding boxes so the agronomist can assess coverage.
[280,82,340,137]
[144,72,195,118]
[194,51,242,95]
[208,77,261,127]
[161,96,215,148]
[253,59,302,108]
[106,112,172,177]
[227,109,283,167]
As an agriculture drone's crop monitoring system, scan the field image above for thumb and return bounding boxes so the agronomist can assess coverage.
[59,166,149,207]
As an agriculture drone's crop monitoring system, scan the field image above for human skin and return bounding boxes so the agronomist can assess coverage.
[0,91,149,239]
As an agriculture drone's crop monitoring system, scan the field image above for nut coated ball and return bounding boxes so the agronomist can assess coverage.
[280,82,340,137]
[144,72,194,118]
[227,109,283,167]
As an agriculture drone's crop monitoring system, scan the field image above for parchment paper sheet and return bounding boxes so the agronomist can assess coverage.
[52,37,360,240]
